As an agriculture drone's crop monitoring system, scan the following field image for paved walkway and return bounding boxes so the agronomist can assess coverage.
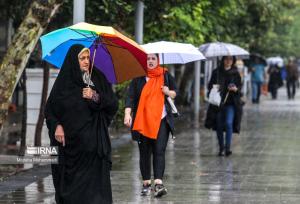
[1,88,300,204]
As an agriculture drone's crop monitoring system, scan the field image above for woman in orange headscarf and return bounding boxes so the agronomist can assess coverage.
[124,53,177,198]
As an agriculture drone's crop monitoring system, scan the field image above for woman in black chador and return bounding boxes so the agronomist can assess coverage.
[45,44,118,204]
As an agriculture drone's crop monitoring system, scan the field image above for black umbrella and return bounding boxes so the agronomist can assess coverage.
[245,53,267,67]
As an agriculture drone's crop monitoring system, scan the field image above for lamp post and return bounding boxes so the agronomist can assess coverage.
[73,0,85,24]
[135,0,144,44]
[194,61,201,124]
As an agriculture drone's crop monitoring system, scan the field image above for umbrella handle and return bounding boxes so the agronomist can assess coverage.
[88,46,97,87]
[223,91,229,104]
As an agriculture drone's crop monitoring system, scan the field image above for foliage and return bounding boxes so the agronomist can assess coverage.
[2,0,300,129]
[2,0,300,57]
[113,81,130,129]
[49,0,300,127]
[0,0,31,28]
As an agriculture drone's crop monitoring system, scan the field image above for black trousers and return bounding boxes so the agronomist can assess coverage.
[269,84,278,99]
[138,118,170,180]
[287,79,297,99]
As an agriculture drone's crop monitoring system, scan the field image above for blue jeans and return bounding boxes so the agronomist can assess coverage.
[216,105,235,151]
[251,81,262,103]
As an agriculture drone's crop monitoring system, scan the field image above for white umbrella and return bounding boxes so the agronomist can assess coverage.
[199,42,249,59]
[141,41,206,64]
[267,56,284,67]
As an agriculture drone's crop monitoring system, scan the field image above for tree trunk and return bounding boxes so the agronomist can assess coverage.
[19,70,27,156]
[0,0,63,135]
[34,63,49,146]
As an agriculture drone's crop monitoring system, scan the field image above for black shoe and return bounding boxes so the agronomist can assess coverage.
[225,150,232,156]
[141,183,151,196]
[218,150,224,156]
[154,184,167,197]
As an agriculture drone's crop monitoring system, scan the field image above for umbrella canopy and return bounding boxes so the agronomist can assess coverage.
[250,53,267,66]
[40,22,147,84]
[199,42,249,59]
[267,56,284,67]
[141,41,206,64]
[244,53,267,67]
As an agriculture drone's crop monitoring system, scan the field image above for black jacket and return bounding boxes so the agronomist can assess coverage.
[125,72,177,141]
[205,67,243,133]
[268,66,283,88]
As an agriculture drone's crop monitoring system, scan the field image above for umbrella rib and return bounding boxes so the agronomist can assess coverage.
[91,31,97,39]
[69,28,126,50]
[179,53,185,64]
[69,28,95,38]
[70,28,132,52]
[111,58,118,83]
[101,43,118,83]
[100,41,124,49]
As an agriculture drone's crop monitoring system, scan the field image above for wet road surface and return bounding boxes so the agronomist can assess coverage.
[1,88,300,204]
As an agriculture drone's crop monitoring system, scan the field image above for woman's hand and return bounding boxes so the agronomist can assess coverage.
[161,86,170,95]
[55,125,65,146]
[228,85,238,92]
[82,87,94,99]
[124,114,132,128]
[124,108,132,127]
[161,86,177,99]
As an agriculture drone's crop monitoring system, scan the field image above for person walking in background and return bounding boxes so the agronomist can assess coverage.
[236,59,250,99]
[250,58,266,104]
[268,64,283,99]
[124,54,177,197]
[286,57,299,99]
[205,56,243,157]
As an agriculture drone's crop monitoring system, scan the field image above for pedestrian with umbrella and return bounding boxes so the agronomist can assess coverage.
[45,44,118,204]
[200,42,247,156]
[205,56,243,156]
[249,57,267,104]
[124,53,177,197]
[268,63,283,99]
[42,22,148,204]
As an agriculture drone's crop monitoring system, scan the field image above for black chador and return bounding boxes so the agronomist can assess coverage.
[45,45,118,204]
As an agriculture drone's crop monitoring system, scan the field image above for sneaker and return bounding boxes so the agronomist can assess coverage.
[218,150,224,156]
[154,184,167,197]
[225,150,232,156]
[218,148,224,156]
[141,183,151,196]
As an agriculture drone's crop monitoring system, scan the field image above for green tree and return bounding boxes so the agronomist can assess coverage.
[0,0,64,133]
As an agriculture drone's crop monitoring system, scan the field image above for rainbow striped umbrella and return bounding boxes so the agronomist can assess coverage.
[40,22,147,84]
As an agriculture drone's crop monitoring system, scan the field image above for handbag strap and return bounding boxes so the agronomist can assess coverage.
[223,91,229,104]
[164,72,169,86]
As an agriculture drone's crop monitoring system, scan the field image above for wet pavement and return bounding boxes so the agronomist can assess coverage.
[1,88,300,204]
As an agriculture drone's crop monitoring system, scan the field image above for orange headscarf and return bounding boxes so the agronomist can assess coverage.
[132,62,167,140]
